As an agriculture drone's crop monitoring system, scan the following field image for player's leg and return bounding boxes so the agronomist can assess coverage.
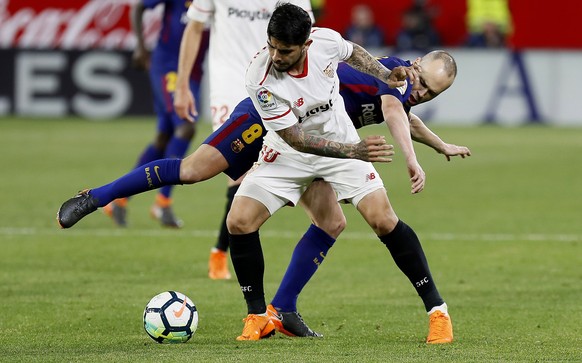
[57,99,261,230]
[208,175,241,280]
[356,189,453,344]
[267,180,342,337]
[206,99,265,280]
[226,153,306,341]
[102,69,171,227]
[56,145,227,229]
[226,194,276,341]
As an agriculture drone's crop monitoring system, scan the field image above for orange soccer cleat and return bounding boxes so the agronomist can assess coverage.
[236,314,276,341]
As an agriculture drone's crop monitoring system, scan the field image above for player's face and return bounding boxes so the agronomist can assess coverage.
[267,37,309,72]
[407,59,453,106]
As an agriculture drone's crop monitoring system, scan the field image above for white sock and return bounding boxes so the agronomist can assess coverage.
[427,302,448,316]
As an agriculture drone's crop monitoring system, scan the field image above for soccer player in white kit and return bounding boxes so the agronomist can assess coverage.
[174,0,314,280]
[226,4,453,343]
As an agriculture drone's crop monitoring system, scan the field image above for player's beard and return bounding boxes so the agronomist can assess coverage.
[273,51,305,73]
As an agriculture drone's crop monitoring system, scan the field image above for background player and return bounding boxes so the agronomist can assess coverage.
[173,0,314,280]
[103,0,209,228]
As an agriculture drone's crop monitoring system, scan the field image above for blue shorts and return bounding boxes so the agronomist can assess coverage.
[202,98,265,180]
[149,60,201,135]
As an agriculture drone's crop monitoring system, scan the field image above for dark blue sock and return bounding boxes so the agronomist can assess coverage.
[271,224,336,312]
[160,137,190,198]
[136,144,164,168]
[89,159,182,207]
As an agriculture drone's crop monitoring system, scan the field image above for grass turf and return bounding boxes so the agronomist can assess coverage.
[0,117,581,362]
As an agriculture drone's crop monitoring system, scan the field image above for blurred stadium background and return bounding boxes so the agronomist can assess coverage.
[1,1,581,361]
[1,0,581,125]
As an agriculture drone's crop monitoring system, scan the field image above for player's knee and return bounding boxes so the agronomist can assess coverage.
[153,133,171,149]
[317,213,346,239]
[226,211,251,234]
[175,123,195,140]
[178,158,203,184]
[369,214,399,236]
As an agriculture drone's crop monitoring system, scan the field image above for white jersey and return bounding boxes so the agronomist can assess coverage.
[187,0,313,130]
[246,27,360,154]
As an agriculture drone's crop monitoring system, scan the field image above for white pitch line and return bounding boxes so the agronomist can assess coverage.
[0,227,580,242]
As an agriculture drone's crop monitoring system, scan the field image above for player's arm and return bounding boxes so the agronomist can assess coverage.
[345,43,420,88]
[409,112,471,161]
[129,1,150,70]
[381,94,425,193]
[174,20,205,122]
[276,124,394,163]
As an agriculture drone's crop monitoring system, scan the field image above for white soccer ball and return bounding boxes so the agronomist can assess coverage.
[143,291,198,343]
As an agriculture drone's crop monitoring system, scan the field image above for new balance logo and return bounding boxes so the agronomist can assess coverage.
[293,98,304,108]
[365,173,376,181]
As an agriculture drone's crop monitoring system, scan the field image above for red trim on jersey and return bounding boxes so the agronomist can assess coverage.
[288,52,309,78]
[259,62,273,86]
[208,113,250,146]
[340,83,379,95]
[191,3,212,13]
[263,108,292,121]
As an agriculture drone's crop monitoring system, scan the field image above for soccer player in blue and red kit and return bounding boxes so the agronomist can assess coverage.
[103,0,209,228]
[58,51,470,342]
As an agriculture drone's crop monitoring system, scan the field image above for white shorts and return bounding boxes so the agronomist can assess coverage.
[236,147,385,215]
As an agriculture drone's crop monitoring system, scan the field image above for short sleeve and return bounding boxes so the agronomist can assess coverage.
[187,0,214,23]
[247,86,296,132]
[315,27,353,61]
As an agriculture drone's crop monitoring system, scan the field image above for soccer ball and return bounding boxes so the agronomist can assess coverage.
[143,291,198,343]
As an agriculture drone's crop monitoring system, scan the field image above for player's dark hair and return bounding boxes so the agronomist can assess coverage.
[267,2,312,45]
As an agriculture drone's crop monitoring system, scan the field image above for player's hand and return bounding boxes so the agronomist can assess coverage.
[131,48,151,71]
[174,87,197,123]
[440,143,472,161]
[407,159,425,194]
[356,135,394,162]
[386,64,421,88]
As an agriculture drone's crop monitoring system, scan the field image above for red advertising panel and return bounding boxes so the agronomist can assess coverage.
[0,0,160,49]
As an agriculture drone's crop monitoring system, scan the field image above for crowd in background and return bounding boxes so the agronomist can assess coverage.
[318,0,512,51]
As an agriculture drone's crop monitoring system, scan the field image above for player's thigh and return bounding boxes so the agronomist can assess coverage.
[356,189,399,235]
[320,158,384,205]
[299,180,345,238]
[149,67,177,136]
[227,195,272,234]
[202,99,265,181]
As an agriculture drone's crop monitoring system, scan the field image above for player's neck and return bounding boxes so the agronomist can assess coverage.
[287,52,308,76]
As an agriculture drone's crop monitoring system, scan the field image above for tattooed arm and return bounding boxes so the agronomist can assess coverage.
[275,123,393,162]
[345,43,419,88]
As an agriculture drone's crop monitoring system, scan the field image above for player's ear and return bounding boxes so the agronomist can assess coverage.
[304,39,313,49]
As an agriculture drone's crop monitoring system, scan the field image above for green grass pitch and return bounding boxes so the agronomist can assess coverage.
[0,117,581,362]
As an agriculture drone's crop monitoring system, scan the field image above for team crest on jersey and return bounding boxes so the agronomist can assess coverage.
[323,62,334,78]
[256,88,277,111]
[231,139,245,153]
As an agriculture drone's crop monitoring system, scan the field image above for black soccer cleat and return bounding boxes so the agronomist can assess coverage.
[150,204,183,228]
[57,189,99,229]
[267,304,323,338]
